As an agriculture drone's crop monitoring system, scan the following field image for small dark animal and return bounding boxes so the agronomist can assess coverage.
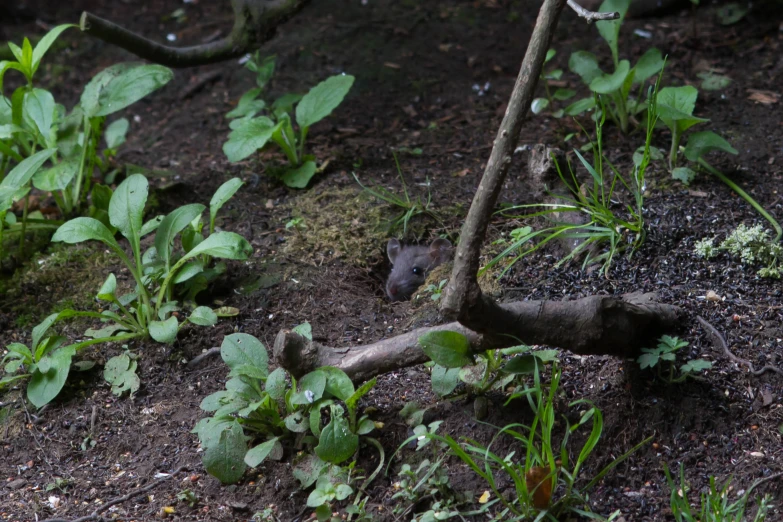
[386,238,452,301]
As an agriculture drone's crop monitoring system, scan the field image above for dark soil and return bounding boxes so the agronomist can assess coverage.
[2,0,783,521]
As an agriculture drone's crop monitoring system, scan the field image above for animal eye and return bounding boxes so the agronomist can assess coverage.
[412,267,422,276]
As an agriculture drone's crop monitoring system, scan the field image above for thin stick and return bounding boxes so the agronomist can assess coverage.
[40,465,189,522]
[566,0,619,22]
[697,316,783,376]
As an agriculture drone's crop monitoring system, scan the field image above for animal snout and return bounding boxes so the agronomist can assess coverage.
[386,283,400,300]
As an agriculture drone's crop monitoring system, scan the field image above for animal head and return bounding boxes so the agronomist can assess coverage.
[386,238,452,301]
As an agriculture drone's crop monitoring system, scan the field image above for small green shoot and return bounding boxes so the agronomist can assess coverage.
[637,335,712,383]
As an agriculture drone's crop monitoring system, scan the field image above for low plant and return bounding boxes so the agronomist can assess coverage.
[566,0,665,133]
[176,489,199,508]
[353,153,441,235]
[223,52,354,188]
[424,279,447,301]
[637,335,712,383]
[0,174,252,407]
[695,223,782,278]
[663,463,773,522]
[417,329,559,400]
[192,327,381,486]
[0,24,173,258]
[531,49,576,117]
[391,458,466,521]
[485,83,659,278]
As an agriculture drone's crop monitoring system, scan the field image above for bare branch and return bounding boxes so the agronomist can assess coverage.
[79,0,311,68]
[275,293,680,380]
[567,0,620,22]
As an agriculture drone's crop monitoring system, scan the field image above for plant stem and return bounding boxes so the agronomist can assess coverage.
[18,192,30,257]
[71,115,92,212]
[698,158,783,242]
[669,129,680,170]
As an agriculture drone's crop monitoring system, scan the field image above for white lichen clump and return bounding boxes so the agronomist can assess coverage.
[695,224,781,278]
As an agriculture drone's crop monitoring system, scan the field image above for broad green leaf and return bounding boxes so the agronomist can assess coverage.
[154,203,205,267]
[226,88,265,119]
[271,92,303,117]
[683,131,737,162]
[281,160,317,188]
[96,64,173,117]
[221,333,268,374]
[292,370,326,405]
[223,116,276,163]
[140,215,164,237]
[296,74,355,129]
[698,71,731,91]
[52,217,121,250]
[569,51,603,85]
[345,378,376,413]
[671,167,697,185]
[553,88,576,100]
[105,118,129,148]
[286,411,310,433]
[633,145,663,166]
[564,97,596,116]
[109,173,148,244]
[32,156,79,192]
[7,42,24,64]
[458,361,486,385]
[172,260,204,283]
[292,322,312,340]
[180,231,253,261]
[292,454,329,489]
[717,2,747,25]
[103,354,140,396]
[209,178,243,230]
[245,438,282,467]
[320,367,355,401]
[202,420,247,484]
[545,49,556,63]
[596,0,631,66]
[315,412,358,464]
[31,24,76,75]
[590,60,630,94]
[681,359,712,373]
[637,352,659,369]
[189,306,218,326]
[27,346,75,408]
[0,148,57,191]
[502,354,540,374]
[531,98,549,115]
[544,69,563,80]
[431,364,460,396]
[0,123,25,139]
[265,368,287,400]
[657,104,709,134]
[531,349,560,362]
[418,331,474,368]
[633,48,664,84]
[91,184,113,211]
[24,88,55,143]
[657,85,699,130]
[97,273,117,301]
[149,316,179,344]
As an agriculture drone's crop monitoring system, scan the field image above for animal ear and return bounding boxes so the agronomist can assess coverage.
[387,238,401,264]
[428,238,452,263]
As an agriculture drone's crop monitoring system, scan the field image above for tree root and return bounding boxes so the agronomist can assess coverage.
[697,316,783,377]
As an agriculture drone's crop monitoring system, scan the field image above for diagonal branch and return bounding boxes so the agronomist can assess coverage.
[566,0,620,22]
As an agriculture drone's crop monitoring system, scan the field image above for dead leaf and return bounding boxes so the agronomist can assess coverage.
[438,43,453,52]
[747,89,779,105]
[383,62,401,69]
[525,466,552,509]
[453,168,470,177]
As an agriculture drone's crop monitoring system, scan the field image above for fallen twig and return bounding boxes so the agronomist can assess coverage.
[697,316,783,377]
[40,465,189,522]
[566,0,619,22]
[186,346,221,369]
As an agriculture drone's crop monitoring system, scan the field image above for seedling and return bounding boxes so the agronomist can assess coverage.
[424,279,447,301]
[0,175,252,407]
[223,53,354,188]
[695,223,782,278]
[531,49,576,117]
[176,489,199,508]
[637,335,712,383]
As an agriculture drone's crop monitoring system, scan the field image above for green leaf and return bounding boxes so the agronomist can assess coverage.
[637,352,660,369]
[281,160,317,188]
[149,316,179,344]
[633,48,665,84]
[568,51,603,85]
[315,411,358,464]
[221,333,268,375]
[31,24,76,75]
[596,0,631,65]
[564,97,596,116]
[32,156,79,192]
[293,370,326,405]
[109,173,148,244]
[697,71,731,91]
[293,322,312,340]
[27,345,75,408]
[189,306,218,326]
[431,364,460,396]
[293,454,329,489]
[418,331,474,368]
[154,203,205,267]
[671,167,697,185]
[245,437,282,467]
[545,49,556,63]
[103,354,140,396]
[271,92,303,117]
[223,116,276,163]
[52,217,121,250]
[179,231,253,261]
[590,60,630,94]
[209,178,243,231]
[502,354,539,374]
[24,88,55,143]
[681,359,712,373]
[296,74,355,129]
[265,368,287,400]
[717,2,747,25]
[656,85,707,133]
[97,273,117,301]
[0,148,57,210]
[553,88,576,100]
[202,420,247,484]
[226,88,265,119]
[345,378,375,413]
[94,64,173,117]
[683,131,737,162]
[531,98,549,115]
[104,118,129,148]
[320,367,355,401]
